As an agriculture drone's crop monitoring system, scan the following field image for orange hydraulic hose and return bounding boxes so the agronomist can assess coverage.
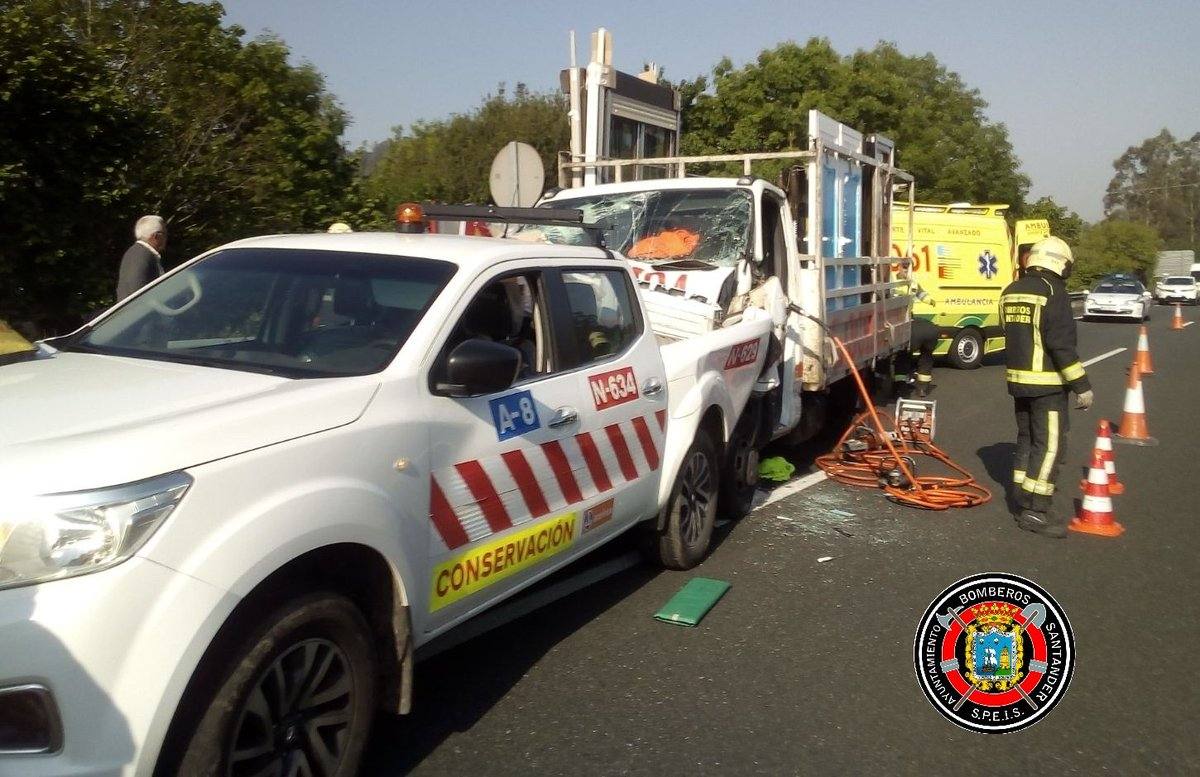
[798,310,991,510]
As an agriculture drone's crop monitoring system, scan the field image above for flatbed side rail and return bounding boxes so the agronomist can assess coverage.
[557,151,915,186]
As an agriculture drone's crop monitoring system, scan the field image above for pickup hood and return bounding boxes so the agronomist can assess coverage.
[0,352,378,495]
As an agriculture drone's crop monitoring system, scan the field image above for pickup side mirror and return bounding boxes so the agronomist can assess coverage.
[436,338,521,397]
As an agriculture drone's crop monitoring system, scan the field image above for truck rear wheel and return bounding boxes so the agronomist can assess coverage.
[948,328,984,370]
[170,593,378,777]
[653,429,719,570]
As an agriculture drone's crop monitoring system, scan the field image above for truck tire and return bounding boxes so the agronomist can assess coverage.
[719,408,760,520]
[653,429,719,570]
[170,593,378,777]
[948,328,984,370]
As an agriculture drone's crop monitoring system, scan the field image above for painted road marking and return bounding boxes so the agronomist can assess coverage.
[1082,348,1127,368]
[752,469,830,512]
[1184,321,1195,328]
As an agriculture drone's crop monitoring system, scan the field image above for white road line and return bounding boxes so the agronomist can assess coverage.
[751,469,830,512]
[1082,347,1126,368]
[1184,321,1195,328]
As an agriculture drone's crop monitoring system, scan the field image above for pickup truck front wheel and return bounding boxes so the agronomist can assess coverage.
[172,592,378,777]
[654,430,719,570]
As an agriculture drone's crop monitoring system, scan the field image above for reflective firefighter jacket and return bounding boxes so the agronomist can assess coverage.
[999,268,1091,397]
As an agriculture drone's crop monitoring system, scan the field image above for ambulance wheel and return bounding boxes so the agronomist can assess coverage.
[170,593,378,777]
[948,328,983,370]
[654,430,719,570]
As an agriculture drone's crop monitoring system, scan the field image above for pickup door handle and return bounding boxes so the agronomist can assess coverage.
[642,378,664,397]
[548,406,579,428]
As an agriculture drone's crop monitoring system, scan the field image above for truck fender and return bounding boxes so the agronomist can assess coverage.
[654,371,736,513]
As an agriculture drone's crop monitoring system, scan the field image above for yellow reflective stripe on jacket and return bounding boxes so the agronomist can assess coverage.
[1001,294,1046,306]
[1031,298,1045,371]
[1006,369,1066,385]
[1061,361,1086,382]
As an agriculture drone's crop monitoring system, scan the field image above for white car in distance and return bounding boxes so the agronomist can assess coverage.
[1154,275,1198,305]
[1083,277,1152,321]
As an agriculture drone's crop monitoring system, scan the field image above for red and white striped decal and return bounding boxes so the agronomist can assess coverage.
[428,410,667,554]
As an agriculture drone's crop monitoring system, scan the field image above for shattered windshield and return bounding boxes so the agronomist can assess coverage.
[516,188,753,268]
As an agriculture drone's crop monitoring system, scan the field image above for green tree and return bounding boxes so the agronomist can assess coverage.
[1020,196,1086,246]
[0,1,361,332]
[1104,129,1200,254]
[365,88,569,209]
[1072,219,1161,290]
[679,40,1030,207]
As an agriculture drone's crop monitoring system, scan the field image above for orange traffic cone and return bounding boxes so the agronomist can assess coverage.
[1114,361,1157,446]
[1134,325,1154,376]
[1069,449,1125,537]
[1171,304,1185,330]
[1081,419,1124,495]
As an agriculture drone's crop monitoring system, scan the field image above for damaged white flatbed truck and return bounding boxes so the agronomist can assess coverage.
[523,56,916,513]
[0,206,772,775]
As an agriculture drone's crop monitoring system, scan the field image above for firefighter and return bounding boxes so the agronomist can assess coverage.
[897,283,939,397]
[1000,236,1093,538]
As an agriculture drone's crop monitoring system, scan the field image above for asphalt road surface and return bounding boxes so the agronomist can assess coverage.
[364,305,1200,775]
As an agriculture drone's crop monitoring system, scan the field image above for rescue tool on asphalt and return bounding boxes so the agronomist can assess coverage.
[793,306,991,510]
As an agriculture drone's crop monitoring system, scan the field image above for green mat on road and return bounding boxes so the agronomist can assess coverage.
[653,577,731,627]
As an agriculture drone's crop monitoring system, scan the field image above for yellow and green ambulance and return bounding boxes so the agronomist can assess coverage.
[892,203,1050,369]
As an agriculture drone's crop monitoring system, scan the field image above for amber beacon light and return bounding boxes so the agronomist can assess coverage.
[395,202,426,233]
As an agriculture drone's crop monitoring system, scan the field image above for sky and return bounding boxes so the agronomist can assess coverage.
[220,0,1199,221]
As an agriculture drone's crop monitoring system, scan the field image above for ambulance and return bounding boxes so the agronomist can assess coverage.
[891,203,1050,369]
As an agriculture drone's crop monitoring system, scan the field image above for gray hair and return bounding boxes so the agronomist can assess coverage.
[134,215,166,241]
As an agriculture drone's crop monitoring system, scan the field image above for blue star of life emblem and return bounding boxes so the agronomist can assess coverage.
[978,251,998,279]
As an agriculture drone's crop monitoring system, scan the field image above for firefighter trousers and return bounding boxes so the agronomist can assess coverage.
[898,319,939,384]
[1013,392,1070,513]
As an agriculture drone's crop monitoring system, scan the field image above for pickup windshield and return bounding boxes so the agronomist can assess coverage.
[519,188,753,268]
[70,248,455,377]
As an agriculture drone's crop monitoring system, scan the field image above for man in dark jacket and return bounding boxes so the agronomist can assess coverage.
[116,215,167,301]
[1000,236,1093,538]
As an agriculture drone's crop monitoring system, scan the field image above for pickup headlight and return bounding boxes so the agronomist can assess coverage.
[0,472,190,591]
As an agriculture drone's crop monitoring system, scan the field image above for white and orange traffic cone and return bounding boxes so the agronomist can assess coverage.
[1134,325,1154,376]
[1069,449,1124,537]
[1114,361,1157,446]
[1171,303,1185,331]
[1081,419,1124,495]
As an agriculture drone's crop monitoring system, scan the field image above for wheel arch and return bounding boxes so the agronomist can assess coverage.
[153,543,413,777]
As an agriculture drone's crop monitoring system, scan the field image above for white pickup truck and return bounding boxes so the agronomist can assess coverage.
[0,219,770,776]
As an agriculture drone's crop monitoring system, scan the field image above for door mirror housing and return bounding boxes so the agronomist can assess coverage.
[436,338,521,397]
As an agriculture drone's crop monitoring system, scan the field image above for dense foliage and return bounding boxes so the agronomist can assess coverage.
[0,1,365,333]
[1104,129,1199,255]
[363,85,569,207]
[677,40,1030,207]
[1071,219,1161,290]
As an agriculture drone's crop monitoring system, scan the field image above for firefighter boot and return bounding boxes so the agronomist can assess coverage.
[1016,509,1067,539]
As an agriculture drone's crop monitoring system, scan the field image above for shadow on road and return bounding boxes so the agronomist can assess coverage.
[976,442,1016,512]
[362,558,659,775]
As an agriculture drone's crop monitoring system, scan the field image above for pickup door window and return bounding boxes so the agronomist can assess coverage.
[421,265,666,625]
